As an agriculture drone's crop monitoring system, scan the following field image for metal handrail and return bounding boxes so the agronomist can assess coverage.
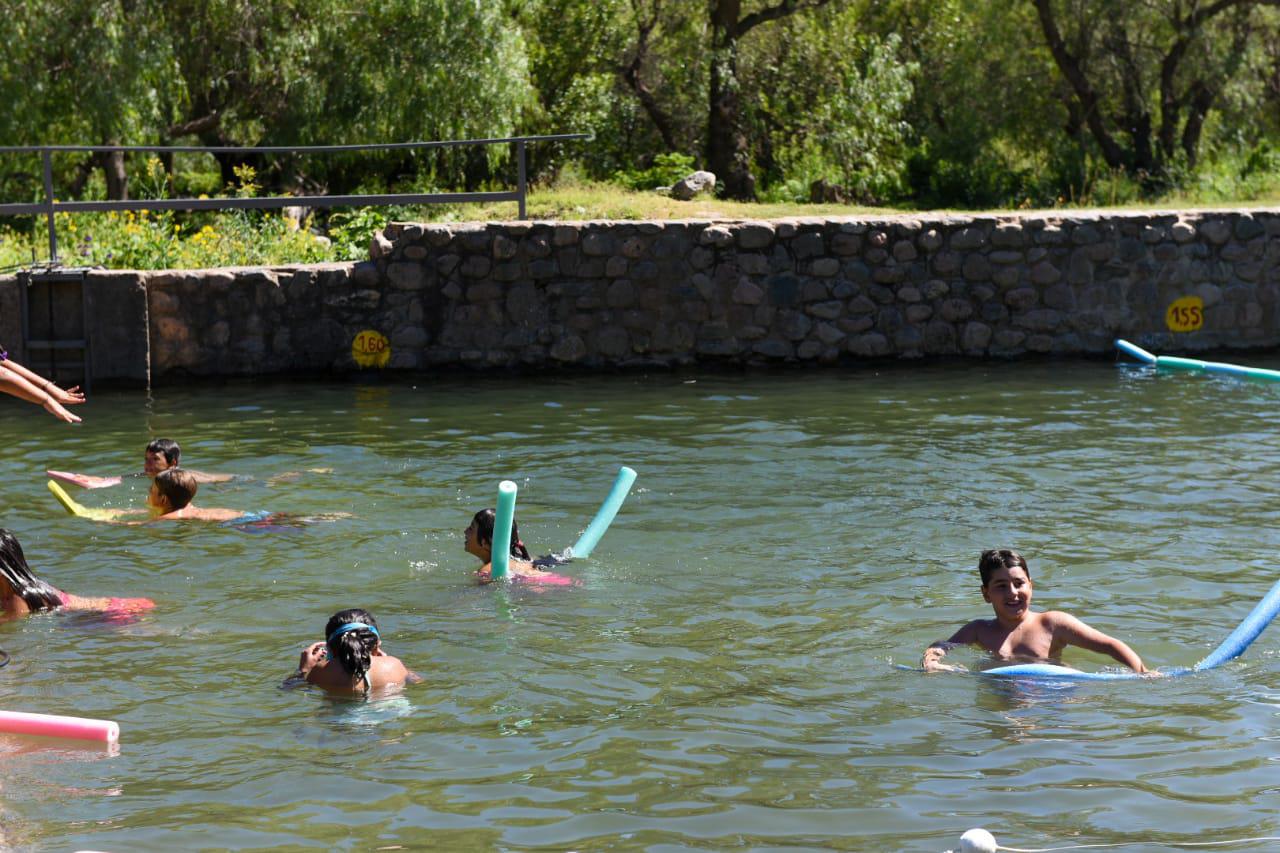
[0,134,588,263]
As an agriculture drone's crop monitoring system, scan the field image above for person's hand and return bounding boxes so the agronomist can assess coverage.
[48,384,85,405]
[43,397,81,423]
[926,661,968,673]
[922,646,965,673]
[297,642,327,675]
[475,566,493,585]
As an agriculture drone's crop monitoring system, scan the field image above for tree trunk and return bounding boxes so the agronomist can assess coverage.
[99,147,129,201]
[1032,0,1128,170]
[707,0,755,200]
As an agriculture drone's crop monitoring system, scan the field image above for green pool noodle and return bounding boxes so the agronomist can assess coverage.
[47,480,129,522]
[567,466,637,559]
[490,480,518,581]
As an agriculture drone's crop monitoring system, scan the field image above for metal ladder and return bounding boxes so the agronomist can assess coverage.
[19,267,91,393]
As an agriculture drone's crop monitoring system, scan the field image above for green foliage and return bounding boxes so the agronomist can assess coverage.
[612,152,698,191]
[326,208,390,261]
[1,0,1279,233]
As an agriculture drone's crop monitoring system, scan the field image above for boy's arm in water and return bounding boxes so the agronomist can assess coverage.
[46,470,125,489]
[1048,611,1148,673]
[189,470,235,484]
[922,621,980,672]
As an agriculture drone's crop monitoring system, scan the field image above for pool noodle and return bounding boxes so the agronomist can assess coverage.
[490,480,517,581]
[1115,339,1280,381]
[0,710,119,743]
[566,466,637,559]
[46,480,128,522]
[1115,339,1157,364]
[977,577,1280,681]
[1193,576,1280,671]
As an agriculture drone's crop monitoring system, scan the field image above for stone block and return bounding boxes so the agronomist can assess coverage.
[809,258,840,277]
[950,227,986,250]
[737,223,776,249]
[791,232,825,258]
[848,332,890,356]
[606,279,636,308]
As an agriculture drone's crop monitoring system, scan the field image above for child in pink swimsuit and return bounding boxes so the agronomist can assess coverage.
[465,509,575,586]
[0,529,154,620]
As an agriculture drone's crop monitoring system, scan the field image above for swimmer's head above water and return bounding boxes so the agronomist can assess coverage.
[978,548,1030,587]
[324,608,384,691]
[465,508,532,562]
[149,468,197,513]
[0,528,64,611]
[144,438,181,476]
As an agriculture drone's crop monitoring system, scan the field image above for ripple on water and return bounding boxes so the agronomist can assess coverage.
[2,364,1279,849]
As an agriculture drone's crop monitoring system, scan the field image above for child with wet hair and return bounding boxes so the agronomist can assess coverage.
[465,508,573,585]
[47,436,233,489]
[292,608,413,695]
[143,468,244,522]
[0,528,154,620]
[922,548,1149,673]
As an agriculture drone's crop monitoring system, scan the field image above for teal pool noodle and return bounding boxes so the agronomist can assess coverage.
[490,480,518,581]
[567,466,637,559]
[1115,339,1280,381]
[1157,355,1280,381]
[1115,339,1157,364]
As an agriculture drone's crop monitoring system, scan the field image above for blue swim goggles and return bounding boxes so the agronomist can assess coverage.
[326,622,380,645]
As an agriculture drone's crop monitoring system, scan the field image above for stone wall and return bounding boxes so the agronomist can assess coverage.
[1,209,1277,383]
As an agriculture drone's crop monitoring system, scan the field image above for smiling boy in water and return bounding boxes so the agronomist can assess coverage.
[921,548,1150,674]
[47,438,232,489]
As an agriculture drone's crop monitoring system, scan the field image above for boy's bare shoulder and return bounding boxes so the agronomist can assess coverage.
[949,618,994,641]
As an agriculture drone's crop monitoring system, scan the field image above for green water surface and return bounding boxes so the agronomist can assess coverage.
[2,362,1279,851]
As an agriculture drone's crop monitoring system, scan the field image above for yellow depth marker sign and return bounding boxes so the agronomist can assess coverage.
[1165,296,1204,333]
[352,330,391,368]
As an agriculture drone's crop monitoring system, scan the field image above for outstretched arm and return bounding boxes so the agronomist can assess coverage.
[0,365,81,423]
[0,358,84,406]
[1053,612,1147,673]
[47,470,124,489]
[189,470,234,484]
[922,622,979,672]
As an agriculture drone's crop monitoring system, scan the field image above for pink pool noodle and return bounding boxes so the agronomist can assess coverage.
[0,710,119,743]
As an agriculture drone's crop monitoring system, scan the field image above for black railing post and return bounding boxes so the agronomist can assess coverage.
[41,149,58,264]
[517,139,527,220]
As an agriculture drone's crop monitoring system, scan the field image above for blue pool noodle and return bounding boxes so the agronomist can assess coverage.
[1115,339,1157,364]
[1193,577,1280,672]
[978,577,1280,681]
[567,466,637,559]
[490,480,518,581]
[1115,338,1280,381]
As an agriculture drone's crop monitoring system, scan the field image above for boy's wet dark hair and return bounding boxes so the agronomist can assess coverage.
[0,529,65,611]
[978,548,1030,586]
[471,508,532,560]
[154,468,197,509]
[146,438,181,466]
[324,608,381,691]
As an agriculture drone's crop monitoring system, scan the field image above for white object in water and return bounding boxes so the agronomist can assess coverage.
[960,827,998,853]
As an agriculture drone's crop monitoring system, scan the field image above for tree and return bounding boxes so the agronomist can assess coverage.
[707,0,835,199]
[1032,0,1280,175]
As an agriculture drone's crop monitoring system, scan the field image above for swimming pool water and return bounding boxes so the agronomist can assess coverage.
[2,361,1280,850]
